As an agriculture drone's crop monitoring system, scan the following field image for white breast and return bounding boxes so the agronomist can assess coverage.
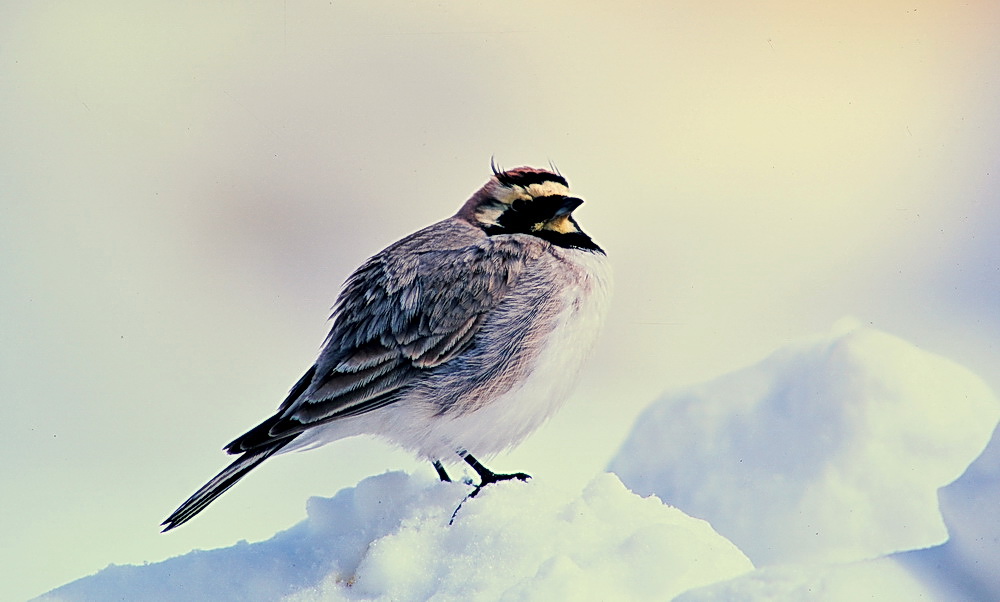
[420,249,613,459]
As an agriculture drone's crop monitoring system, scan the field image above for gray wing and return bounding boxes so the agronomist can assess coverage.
[226,227,528,453]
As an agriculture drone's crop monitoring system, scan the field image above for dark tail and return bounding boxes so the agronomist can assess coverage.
[161,438,293,532]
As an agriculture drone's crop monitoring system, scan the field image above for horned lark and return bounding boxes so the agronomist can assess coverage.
[162,164,611,530]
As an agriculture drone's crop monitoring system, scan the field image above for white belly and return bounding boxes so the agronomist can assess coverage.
[417,250,612,459]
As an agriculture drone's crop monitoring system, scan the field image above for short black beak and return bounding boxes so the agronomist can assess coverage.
[553,197,583,217]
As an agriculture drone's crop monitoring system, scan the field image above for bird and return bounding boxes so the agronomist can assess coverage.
[161,163,611,531]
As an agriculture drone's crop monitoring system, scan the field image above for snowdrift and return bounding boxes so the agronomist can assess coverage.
[38,473,751,601]
[39,321,1000,600]
[609,320,1000,567]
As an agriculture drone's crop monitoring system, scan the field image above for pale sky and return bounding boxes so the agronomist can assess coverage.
[2,2,999,599]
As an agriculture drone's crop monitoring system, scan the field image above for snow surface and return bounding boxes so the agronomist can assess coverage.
[926,420,1000,597]
[674,557,937,602]
[608,320,1000,568]
[38,472,751,601]
[37,322,1000,601]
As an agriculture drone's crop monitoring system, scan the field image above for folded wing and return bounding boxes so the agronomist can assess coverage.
[225,236,528,453]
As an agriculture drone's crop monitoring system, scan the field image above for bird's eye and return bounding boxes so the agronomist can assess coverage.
[510,198,530,212]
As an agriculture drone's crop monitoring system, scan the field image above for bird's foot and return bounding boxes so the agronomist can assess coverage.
[448,453,532,525]
[469,471,531,498]
[460,452,531,497]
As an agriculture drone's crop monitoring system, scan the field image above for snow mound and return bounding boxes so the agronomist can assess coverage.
[39,472,752,602]
[930,420,1000,597]
[608,320,1000,566]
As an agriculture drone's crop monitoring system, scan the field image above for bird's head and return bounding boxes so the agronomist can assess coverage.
[458,162,601,252]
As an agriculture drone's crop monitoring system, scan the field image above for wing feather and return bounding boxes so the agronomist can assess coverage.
[227,223,534,451]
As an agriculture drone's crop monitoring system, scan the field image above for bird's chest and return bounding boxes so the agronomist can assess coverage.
[515,251,612,405]
[438,250,611,454]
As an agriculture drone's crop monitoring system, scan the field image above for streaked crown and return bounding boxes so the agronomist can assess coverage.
[457,163,603,253]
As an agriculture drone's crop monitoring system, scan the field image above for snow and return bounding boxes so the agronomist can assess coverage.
[608,319,1000,567]
[919,420,1000,597]
[36,322,1000,601]
[37,473,751,602]
[674,558,936,602]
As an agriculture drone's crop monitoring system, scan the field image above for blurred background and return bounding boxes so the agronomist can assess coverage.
[2,1,998,599]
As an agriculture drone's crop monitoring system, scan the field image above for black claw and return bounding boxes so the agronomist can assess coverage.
[480,471,531,487]
[469,472,531,498]
[448,454,532,525]
[461,452,531,492]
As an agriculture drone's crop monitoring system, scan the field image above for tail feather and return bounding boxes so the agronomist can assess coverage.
[161,438,293,532]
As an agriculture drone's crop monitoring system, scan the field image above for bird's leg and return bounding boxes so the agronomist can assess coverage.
[448,452,532,524]
[432,460,452,482]
[460,452,530,497]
